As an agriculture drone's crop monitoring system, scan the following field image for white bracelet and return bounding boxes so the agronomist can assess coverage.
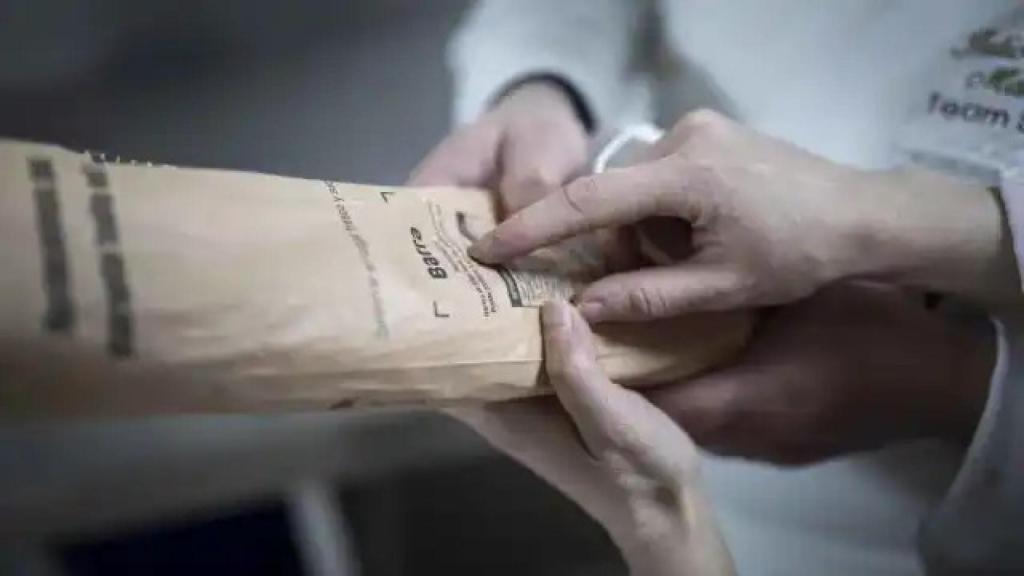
[592,123,666,174]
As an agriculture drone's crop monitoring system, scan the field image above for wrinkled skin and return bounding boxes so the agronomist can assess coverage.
[411,84,999,570]
[451,301,735,576]
[469,109,1017,322]
[647,283,995,465]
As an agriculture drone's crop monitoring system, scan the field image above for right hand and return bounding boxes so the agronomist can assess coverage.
[468,109,1017,322]
[450,301,735,576]
[409,79,589,216]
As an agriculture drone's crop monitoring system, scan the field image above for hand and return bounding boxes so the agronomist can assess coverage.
[646,283,996,465]
[449,301,734,576]
[469,109,1018,322]
[409,79,589,215]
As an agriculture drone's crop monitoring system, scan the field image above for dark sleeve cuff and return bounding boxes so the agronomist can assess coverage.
[492,74,596,134]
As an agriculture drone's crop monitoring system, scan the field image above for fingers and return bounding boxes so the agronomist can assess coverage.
[541,299,613,447]
[497,122,586,214]
[541,300,698,479]
[407,123,582,216]
[645,356,830,465]
[407,125,501,187]
[470,156,696,264]
[646,371,749,455]
[577,263,745,322]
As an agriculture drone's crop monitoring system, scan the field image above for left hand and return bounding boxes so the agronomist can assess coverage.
[449,301,734,576]
[647,283,996,465]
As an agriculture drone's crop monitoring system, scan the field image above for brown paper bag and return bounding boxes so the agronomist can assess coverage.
[0,139,752,417]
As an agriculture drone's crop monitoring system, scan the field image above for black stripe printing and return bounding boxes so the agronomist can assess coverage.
[84,163,134,357]
[28,157,75,333]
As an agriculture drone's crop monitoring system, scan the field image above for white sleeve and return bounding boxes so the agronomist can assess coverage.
[918,171,1024,574]
[447,0,655,133]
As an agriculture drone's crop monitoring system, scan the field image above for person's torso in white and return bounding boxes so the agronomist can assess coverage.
[655,1,1014,169]
[645,2,1015,575]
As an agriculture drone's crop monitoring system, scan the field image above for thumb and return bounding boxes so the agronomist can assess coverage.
[542,299,614,447]
[542,300,697,480]
[440,401,633,525]
[577,263,744,323]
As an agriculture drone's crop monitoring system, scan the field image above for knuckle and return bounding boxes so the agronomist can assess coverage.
[671,110,734,165]
[626,287,671,319]
[559,176,597,219]
[676,108,728,137]
[675,157,720,195]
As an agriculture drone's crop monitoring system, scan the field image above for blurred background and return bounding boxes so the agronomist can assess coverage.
[0,1,624,574]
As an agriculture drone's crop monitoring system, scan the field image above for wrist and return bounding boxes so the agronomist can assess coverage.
[837,168,1017,305]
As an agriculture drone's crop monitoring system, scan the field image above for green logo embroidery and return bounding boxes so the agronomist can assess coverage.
[966,66,1024,98]
[954,27,1024,60]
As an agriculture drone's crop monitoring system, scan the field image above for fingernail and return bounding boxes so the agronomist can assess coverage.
[468,233,496,263]
[541,300,572,332]
[577,300,604,322]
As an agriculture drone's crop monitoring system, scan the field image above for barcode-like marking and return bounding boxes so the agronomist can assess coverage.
[28,157,75,333]
[84,163,134,357]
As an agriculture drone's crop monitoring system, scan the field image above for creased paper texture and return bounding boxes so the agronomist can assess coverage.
[0,140,752,417]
